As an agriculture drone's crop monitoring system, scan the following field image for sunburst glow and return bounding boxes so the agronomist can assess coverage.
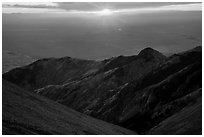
[98,9,113,16]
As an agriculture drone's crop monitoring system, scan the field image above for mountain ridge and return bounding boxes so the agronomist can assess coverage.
[3,46,202,134]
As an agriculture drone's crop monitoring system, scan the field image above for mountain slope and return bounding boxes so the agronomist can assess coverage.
[3,47,166,91]
[3,47,166,124]
[148,92,202,135]
[117,47,202,133]
[2,79,136,135]
[3,46,202,134]
[3,57,103,90]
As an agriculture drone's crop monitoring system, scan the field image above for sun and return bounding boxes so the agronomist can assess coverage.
[99,9,113,16]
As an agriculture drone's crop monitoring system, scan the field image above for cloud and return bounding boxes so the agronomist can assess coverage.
[114,3,202,14]
[2,2,65,14]
[2,2,201,14]
[3,2,58,9]
[2,7,66,14]
[56,2,201,11]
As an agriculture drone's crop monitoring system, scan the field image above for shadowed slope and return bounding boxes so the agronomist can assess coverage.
[3,47,166,91]
[117,47,202,133]
[2,57,103,90]
[2,79,136,135]
[148,91,202,135]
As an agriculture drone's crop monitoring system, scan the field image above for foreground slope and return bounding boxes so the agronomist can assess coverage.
[2,79,136,135]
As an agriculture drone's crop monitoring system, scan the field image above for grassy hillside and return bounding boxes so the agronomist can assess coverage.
[2,79,136,135]
[148,92,202,135]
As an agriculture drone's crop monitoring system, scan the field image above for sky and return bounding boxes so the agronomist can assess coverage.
[2,2,202,14]
[2,2,202,60]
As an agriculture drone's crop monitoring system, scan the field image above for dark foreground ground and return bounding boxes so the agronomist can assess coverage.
[3,77,202,135]
[147,89,202,135]
[2,79,136,135]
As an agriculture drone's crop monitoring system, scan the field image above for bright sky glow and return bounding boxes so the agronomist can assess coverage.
[114,3,202,14]
[2,3,202,14]
[98,9,113,16]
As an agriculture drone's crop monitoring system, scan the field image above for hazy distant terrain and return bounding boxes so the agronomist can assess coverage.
[2,50,35,73]
[2,11,201,60]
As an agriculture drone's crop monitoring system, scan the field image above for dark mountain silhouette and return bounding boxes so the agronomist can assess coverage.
[3,46,202,134]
